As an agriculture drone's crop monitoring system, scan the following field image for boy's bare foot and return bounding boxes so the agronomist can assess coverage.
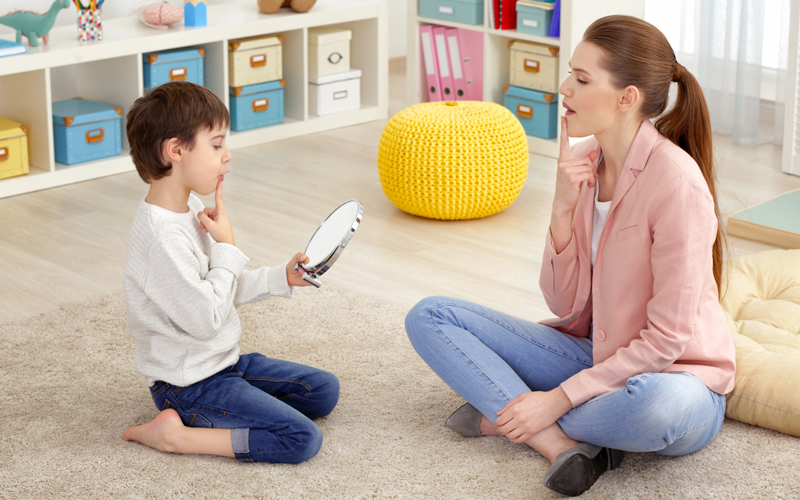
[121,409,184,453]
[122,409,235,457]
[479,415,502,436]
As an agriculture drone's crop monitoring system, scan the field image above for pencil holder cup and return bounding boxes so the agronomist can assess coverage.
[77,9,103,41]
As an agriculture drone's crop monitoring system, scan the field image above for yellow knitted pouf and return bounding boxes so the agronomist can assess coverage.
[378,101,529,220]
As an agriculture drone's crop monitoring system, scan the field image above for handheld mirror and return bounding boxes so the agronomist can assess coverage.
[298,199,363,288]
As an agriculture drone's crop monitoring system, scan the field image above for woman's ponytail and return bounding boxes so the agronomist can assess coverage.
[655,66,724,295]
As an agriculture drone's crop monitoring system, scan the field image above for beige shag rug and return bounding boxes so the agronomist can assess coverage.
[1,284,799,499]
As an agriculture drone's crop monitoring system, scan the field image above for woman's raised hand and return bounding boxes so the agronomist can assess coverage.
[552,117,599,218]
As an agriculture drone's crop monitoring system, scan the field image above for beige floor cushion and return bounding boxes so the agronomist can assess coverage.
[721,249,800,437]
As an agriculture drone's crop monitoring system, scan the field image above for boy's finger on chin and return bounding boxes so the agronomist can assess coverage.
[215,180,224,204]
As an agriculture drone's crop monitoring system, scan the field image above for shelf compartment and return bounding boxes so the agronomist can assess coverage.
[197,41,228,106]
[319,18,381,111]
[0,69,52,174]
[50,54,140,165]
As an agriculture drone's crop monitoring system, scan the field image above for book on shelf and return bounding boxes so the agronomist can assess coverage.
[420,25,484,102]
[0,39,27,58]
[445,28,468,100]
[433,26,455,100]
[516,0,555,8]
[419,25,443,102]
[500,0,517,29]
[549,0,561,37]
[456,28,483,100]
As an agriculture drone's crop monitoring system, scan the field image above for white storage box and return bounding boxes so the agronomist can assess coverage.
[308,26,352,77]
[309,69,361,116]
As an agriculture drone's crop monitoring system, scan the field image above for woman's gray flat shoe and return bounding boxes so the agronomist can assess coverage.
[444,403,483,437]
[542,442,625,496]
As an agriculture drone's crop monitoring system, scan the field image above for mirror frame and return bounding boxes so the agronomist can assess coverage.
[299,199,363,287]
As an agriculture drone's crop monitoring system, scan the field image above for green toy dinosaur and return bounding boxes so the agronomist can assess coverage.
[0,0,70,48]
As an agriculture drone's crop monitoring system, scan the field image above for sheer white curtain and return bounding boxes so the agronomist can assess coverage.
[645,0,791,145]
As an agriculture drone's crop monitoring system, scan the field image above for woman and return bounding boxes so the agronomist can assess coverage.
[405,15,735,497]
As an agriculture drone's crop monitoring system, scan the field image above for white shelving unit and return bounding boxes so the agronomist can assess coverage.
[0,0,389,199]
[406,0,643,158]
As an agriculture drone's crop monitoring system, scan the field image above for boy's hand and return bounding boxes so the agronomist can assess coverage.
[198,180,235,246]
[286,252,312,287]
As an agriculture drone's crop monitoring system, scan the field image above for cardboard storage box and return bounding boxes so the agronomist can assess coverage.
[509,40,559,93]
[309,69,361,116]
[229,80,285,132]
[418,0,483,26]
[228,35,283,87]
[143,47,205,90]
[0,117,29,180]
[503,85,557,139]
[52,98,122,166]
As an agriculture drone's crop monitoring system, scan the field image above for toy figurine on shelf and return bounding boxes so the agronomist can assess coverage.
[0,0,70,47]
[184,0,206,27]
[257,0,317,14]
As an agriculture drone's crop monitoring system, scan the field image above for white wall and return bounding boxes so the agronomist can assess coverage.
[0,0,408,57]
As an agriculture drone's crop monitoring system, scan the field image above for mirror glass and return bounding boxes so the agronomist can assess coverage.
[304,200,361,269]
[298,200,363,288]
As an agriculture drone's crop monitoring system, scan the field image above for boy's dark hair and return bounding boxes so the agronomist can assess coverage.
[126,81,230,183]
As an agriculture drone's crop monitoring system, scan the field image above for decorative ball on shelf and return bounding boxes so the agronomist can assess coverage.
[378,101,529,221]
[133,1,184,29]
[257,0,317,14]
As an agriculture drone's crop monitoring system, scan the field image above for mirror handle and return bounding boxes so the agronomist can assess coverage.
[302,273,323,288]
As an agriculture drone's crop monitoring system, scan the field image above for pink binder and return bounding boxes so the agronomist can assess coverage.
[432,26,455,101]
[445,28,467,100]
[419,25,442,102]
[456,28,484,101]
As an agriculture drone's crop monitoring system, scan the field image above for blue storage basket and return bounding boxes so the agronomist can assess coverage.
[419,0,483,26]
[229,80,285,132]
[516,2,555,37]
[503,85,558,139]
[143,47,205,90]
[52,98,122,166]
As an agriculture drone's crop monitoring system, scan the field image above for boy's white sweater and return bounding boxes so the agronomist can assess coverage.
[123,195,292,387]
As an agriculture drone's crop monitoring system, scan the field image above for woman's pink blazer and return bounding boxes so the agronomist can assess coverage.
[539,119,736,408]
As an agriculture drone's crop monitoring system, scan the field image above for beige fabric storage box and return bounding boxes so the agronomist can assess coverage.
[509,40,559,93]
[309,69,361,116]
[308,26,352,77]
[228,35,283,87]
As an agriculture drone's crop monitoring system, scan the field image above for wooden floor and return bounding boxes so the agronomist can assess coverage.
[1,58,799,326]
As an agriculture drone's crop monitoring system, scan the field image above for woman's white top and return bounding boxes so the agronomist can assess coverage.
[592,181,612,266]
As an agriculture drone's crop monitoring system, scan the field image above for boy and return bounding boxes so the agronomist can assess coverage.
[121,81,339,464]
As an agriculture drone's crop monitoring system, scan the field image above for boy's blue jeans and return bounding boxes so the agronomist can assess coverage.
[405,297,726,455]
[149,352,339,463]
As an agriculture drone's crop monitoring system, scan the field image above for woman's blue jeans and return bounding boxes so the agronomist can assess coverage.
[149,352,339,463]
[405,297,726,455]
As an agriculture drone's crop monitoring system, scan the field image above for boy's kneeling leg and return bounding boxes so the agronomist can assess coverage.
[302,370,340,420]
[235,420,323,464]
[240,353,341,420]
